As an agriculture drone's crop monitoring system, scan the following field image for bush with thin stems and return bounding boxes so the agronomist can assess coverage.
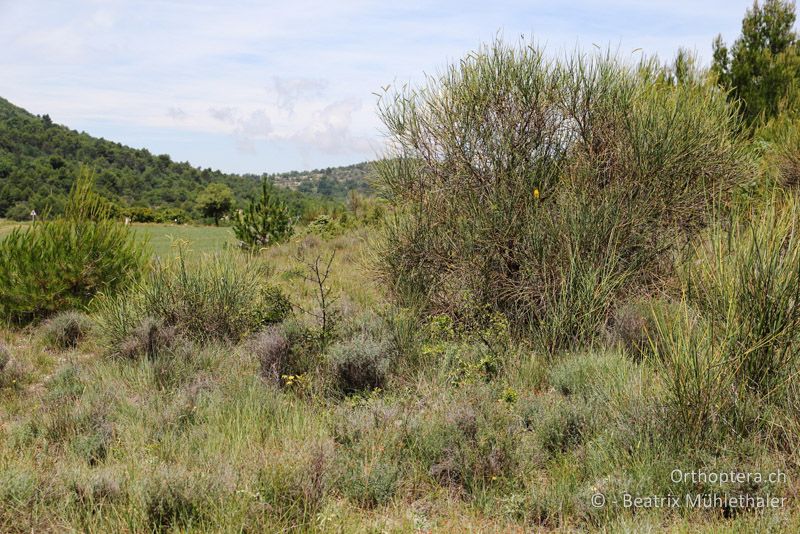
[95,248,290,348]
[681,192,800,399]
[649,192,800,445]
[375,39,752,352]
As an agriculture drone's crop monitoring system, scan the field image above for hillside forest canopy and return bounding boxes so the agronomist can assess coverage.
[0,95,374,223]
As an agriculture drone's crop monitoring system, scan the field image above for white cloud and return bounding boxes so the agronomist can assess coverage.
[166,107,187,121]
[272,76,329,113]
[0,0,756,172]
[292,98,373,154]
[209,106,238,124]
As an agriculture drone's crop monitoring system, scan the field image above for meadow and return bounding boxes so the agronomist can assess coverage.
[132,223,238,259]
[0,221,235,258]
[0,219,25,240]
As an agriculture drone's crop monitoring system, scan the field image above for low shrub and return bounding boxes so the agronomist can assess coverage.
[70,422,113,466]
[0,351,25,390]
[96,251,290,346]
[249,326,291,386]
[611,302,653,361]
[339,460,400,508]
[326,333,392,395]
[257,286,293,325]
[40,311,93,350]
[43,394,111,459]
[145,467,208,533]
[46,365,84,403]
[68,469,126,510]
[254,442,332,526]
[535,400,589,456]
[113,317,180,361]
[406,386,526,493]
[0,468,38,518]
[0,343,9,373]
[0,171,147,324]
[548,350,630,399]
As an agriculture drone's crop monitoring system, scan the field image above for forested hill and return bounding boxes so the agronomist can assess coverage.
[267,162,374,198]
[0,97,373,220]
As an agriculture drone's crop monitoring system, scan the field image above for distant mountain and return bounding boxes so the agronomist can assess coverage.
[267,162,375,198]
[0,97,372,220]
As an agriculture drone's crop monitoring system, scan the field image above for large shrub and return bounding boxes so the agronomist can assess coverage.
[376,41,752,351]
[0,171,147,324]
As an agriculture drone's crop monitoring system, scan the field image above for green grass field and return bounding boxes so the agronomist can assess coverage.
[132,223,237,258]
[0,220,235,258]
[0,219,25,239]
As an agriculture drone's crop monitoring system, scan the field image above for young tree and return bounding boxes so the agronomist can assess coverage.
[713,0,800,125]
[233,179,294,249]
[196,183,234,225]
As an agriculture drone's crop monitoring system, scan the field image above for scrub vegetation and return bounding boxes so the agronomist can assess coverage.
[2,2,800,532]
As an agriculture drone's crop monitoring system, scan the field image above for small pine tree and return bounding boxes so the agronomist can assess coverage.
[712,0,800,125]
[0,168,147,324]
[233,179,294,250]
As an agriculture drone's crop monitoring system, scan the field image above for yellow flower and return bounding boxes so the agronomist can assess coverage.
[533,188,540,199]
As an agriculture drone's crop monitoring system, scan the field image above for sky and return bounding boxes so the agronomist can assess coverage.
[0,0,755,174]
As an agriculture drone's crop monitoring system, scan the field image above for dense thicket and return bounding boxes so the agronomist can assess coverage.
[377,42,752,350]
[0,97,367,220]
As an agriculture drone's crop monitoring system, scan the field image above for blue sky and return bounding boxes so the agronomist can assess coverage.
[0,0,754,174]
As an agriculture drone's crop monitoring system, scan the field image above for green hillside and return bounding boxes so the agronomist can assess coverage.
[268,161,375,198]
[0,97,371,220]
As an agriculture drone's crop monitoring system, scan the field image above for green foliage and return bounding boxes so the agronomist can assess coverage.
[233,179,294,248]
[339,460,399,508]
[124,206,190,224]
[681,193,800,398]
[0,97,354,221]
[648,193,800,445]
[713,0,800,125]
[0,170,147,324]
[95,249,289,346]
[377,40,751,353]
[270,161,375,199]
[145,467,207,532]
[196,182,234,225]
[757,113,800,190]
